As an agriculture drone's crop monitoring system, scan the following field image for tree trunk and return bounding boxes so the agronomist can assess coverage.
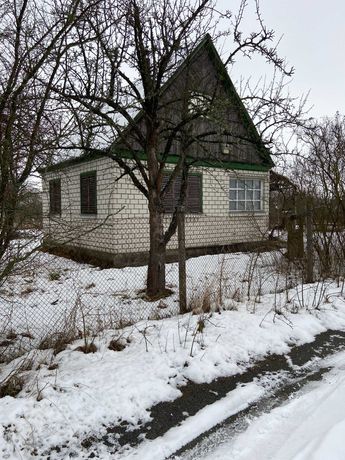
[146,188,166,298]
[0,181,18,261]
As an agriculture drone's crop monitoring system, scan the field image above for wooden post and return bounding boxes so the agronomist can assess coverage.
[177,205,187,314]
[287,214,304,260]
[306,202,314,283]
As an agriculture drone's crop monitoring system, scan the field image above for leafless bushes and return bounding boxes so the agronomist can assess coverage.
[184,245,340,324]
[186,250,301,315]
[291,115,345,282]
[0,238,341,390]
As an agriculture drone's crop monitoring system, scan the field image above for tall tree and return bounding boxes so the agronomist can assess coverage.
[57,0,307,298]
[0,0,98,281]
[292,114,345,276]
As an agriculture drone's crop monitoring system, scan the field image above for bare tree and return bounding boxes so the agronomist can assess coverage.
[0,0,103,282]
[292,113,345,278]
[56,0,307,298]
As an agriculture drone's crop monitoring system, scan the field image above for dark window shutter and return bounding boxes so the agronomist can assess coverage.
[162,173,175,213]
[49,179,61,215]
[186,175,202,213]
[162,172,202,214]
[173,175,182,208]
[80,172,97,214]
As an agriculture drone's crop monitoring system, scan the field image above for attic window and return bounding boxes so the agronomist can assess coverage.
[188,92,212,117]
[49,179,61,215]
[80,171,97,215]
[162,173,202,214]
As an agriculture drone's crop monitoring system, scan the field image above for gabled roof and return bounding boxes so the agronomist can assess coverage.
[40,34,273,174]
[179,34,273,166]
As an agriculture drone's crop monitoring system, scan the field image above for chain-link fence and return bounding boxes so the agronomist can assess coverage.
[2,206,345,398]
[0,227,302,363]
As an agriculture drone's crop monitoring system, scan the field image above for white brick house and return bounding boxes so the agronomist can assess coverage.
[41,156,270,265]
[40,35,273,266]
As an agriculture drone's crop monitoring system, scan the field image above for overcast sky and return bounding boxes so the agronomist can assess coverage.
[218,0,345,119]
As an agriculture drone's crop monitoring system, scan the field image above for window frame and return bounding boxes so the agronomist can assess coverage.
[229,178,264,213]
[80,171,97,215]
[162,172,203,214]
[188,91,212,118]
[49,178,61,216]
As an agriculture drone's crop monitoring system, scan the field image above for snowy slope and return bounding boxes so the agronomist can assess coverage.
[2,249,345,458]
[1,293,345,459]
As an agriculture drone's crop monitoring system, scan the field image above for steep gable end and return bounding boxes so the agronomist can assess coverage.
[40,35,273,174]
[119,34,273,168]
[201,35,273,167]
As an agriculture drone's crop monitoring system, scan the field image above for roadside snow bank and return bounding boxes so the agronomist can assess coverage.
[201,350,345,460]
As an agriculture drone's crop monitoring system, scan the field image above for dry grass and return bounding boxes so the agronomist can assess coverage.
[48,271,61,281]
[189,284,214,314]
[38,330,78,355]
[108,339,126,352]
[0,374,24,398]
[75,343,97,353]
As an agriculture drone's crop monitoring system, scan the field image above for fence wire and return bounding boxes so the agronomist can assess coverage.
[0,229,303,362]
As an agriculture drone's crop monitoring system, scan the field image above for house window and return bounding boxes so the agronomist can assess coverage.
[188,91,212,117]
[229,179,263,211]
[80,171,97,214]
[162,173,202,214]
[49,179,61,215]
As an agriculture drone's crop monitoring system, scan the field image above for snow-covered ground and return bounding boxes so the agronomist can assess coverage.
[1,275,345,458]
[2,249,345,459]
[198,351,345,460]
[0,249,293,346]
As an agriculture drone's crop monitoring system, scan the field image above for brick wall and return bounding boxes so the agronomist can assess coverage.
[42,157,118,253]
[42,158,269,257]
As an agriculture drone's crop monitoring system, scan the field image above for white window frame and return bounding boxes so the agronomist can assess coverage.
[229,178,263,212]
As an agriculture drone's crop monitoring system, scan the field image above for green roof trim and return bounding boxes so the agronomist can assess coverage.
[114,34,273,167]
[40,148,271,174]
[39,35,274,175]
[192,160,270,172]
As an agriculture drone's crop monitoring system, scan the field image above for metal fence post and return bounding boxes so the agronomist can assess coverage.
[177,205,187,314]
